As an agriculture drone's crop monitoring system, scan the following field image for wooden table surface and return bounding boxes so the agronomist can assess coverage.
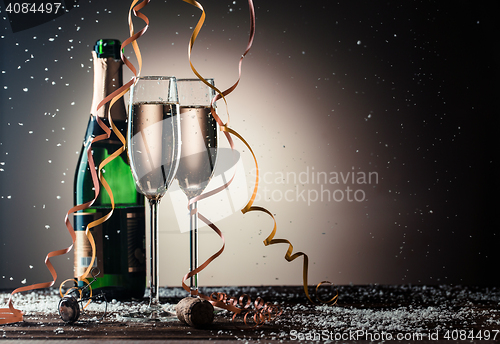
[2,285,500,343]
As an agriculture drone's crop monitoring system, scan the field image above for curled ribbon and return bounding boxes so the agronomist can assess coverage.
[0,0,150,325]
[63,0,150,297]
[178,0,282,328]
[180,0,337,327]
[59,278,93,310]
[0,243,75,324]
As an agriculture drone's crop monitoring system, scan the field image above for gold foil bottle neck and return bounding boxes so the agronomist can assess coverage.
[90,50,127,120]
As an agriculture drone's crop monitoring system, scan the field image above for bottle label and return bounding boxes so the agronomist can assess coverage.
[74,207,146,280]
[74,212,105,278]
[127,210,146,273]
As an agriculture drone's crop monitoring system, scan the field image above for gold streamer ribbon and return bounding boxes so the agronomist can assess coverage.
[66,0,149,294]
[0,0,150,325]
[59,278,93,309]
[178,0,281,326]
[180,0,337,325]
[0,243,75,324]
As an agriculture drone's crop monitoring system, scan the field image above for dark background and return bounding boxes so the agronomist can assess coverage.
[1,0,499,289]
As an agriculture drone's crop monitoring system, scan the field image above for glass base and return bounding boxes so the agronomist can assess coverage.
[124,305,177,322]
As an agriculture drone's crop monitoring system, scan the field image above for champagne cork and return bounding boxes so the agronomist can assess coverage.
[176,297,214,327]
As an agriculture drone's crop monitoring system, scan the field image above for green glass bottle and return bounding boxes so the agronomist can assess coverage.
[73,39,146,300]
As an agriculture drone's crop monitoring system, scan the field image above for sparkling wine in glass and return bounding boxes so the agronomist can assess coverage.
[176,78,218,295]
[127,76,180,319]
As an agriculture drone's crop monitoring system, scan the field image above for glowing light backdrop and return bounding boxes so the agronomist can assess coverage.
[0,0,498,290]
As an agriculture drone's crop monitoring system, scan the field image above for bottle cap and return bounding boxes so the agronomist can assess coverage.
[94,39,122,59]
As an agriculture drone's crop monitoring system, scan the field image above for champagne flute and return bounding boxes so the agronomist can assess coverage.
[176,78,218,295]
[127,76,181,319]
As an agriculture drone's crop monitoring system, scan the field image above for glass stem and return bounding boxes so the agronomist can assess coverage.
[189,201,199,295]
[149,199,160,307]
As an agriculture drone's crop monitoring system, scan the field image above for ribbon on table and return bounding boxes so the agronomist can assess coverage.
[0,0,150,325]
[179,0,337,325]
[0,244,75,324]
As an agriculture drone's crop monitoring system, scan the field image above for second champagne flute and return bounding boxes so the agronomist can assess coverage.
[176,78,218,295]
[127,76,181,319]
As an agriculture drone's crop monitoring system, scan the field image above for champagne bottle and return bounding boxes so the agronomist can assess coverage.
[73,39,146,300]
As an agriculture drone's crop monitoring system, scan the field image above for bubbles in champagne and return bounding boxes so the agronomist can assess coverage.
[128,102,180,200]
[176,106,218,199]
